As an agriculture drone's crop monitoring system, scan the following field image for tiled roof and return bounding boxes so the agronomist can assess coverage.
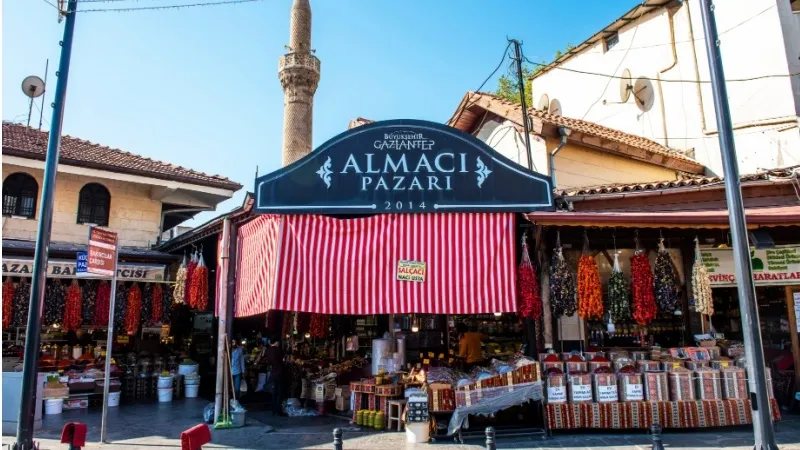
[559,166,800,197]
[2,122,242,190]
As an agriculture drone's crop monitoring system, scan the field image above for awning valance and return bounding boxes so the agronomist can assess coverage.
[234,213,517,317]
[525,205,800,229]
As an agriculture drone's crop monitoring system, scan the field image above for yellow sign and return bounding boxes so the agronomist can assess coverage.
[116,335,130,344]
[396,260,426,282]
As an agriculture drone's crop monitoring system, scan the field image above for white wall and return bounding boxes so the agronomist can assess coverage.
[531,0,800,175]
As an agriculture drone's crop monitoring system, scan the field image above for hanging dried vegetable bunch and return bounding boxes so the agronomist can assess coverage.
[141,283,153,326]
[309,313,330,338]
[295,312,311,335]
[12,279,30,327]
[577,232,603,320]
[173,254,188,304]
[94,281,111,327]
[185,252,198,307]
[631,235,657,326]
[124,283,142,335]
[43,281,66,326]
[190,253,209,311]
[692,238,714,316]
[550,233,576,317]
[161,286,173,325]
[114,283,128,330]
[282,311,294,337]
[654,237,680,314]
[3,278,15,329]
[81,280,97,325]
[63,280,83,332]
[608,253,630,322]
[152,283,163,323]
[517,235,542,320]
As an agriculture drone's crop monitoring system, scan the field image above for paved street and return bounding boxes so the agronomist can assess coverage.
[3,398,800,449]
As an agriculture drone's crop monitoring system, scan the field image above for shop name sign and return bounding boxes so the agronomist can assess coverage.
[701,246,800,286]
[397,260,427,282]
[2,258,165,281]
[255,119,554,214]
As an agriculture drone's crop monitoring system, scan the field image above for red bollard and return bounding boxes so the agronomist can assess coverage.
[60,422,87,450]
[181,424,211,450]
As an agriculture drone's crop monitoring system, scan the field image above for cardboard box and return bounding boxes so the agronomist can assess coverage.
[63,398,88,410]
[335,385,351,399]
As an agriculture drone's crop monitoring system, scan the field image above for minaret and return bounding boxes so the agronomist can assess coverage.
[279,0,320,167]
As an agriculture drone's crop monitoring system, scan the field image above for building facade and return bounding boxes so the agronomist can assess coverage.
[529,0,800,175]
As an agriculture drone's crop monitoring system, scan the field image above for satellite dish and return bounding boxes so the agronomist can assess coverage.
[21,76,45,99]
[620,68,632,102]
[549,98,562,116]
[633,77,655,112]
[537,94,550,112]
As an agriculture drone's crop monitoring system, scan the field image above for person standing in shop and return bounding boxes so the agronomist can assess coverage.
[265,334,286,415]
[457,322,487,372]
[230,339,246,399]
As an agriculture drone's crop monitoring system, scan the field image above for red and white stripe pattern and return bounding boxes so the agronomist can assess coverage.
[233,213,516,317]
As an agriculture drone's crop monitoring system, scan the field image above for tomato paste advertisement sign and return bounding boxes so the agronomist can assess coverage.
[396,260,427,282]
[701,246,800,287]
[87,227,118,277]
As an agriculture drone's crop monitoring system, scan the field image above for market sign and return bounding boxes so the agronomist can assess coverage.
[1,258,166,282]
[254,119,554,214]
[701,246,800,287]
[76,251,88,274]
[87,227,118,277]
[396,260,427,282]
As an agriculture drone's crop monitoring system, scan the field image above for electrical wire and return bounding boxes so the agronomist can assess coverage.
[447,42,512,128]
[44,0,264,12]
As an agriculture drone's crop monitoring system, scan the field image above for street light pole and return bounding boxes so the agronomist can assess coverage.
[698,1,777,448]
[14,1,79,448]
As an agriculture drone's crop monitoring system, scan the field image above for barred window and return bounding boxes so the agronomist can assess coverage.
[2,172,38,218]
[77,183,110,226]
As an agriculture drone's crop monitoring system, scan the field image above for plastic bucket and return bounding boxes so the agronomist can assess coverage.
[184,376,200,386]
[178,364,198,377]
[405,422,429,444]
[44,398,63,415]
[157,388,173,403]
[185,384,200,398]
[108,391,121,407]
[157,375,174,389]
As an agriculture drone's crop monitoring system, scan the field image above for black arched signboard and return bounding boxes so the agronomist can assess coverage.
[254,119,554,214]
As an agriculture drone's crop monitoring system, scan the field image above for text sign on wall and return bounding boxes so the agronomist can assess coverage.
[254,119,554,214]
[396,260,427,282]
[87,227,118,277]
[76,251,88,274]
[2,258,165,281]
[701,246,800,287]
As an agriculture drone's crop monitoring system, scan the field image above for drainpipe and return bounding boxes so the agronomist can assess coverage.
[550,126,572,190]
[158,207,213,245]
[656,6,678,147]
[684,0,709,133]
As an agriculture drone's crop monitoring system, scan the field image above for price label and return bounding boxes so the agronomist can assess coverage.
[597,385,618,403]
[547,386,566,403]
[718,360,730,368]
[570,384,592,402]
[423,359,430,365]
[625,383,644,401]
[671,362,683,369]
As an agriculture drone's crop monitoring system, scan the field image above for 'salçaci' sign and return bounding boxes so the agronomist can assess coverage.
[254,119,554,214]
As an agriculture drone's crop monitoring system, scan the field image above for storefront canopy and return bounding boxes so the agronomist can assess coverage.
[233,213,517,317]
[254,119,554,214]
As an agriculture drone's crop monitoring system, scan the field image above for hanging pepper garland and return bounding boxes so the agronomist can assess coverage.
[94,281,111,327]
[152,283,163,323]
[692,238,714,317]
[309,313,330,338]
[81,280,97,325]
[12,279,30,327]
[114,283,128,330]
[185,252,198,307]
[173,255,188,304]
[631,250,657,326]
[124,283,142,335]
[607,253,630,322]
[161,286,173,325]
[654,239,680,314]
[517,236,542,320]
[44,281,66,326]
[189,254,209,311]
[141,283,153,326]
[577,254,603,320]
[549,235,577,317]
[3,279,15,329]
[63,281,83,332]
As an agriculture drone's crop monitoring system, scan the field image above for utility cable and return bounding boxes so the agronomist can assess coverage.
[447,42,512,128]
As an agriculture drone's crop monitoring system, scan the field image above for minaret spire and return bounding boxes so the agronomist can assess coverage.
[279,0,320,167]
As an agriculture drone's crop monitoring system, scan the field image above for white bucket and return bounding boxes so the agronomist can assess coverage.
[184,376,201,386]
[405,422,430,443]
[157,388,173,403]
[178,364,198,377]
[44,398,63,415]
[157,375,174,389]
[108,391,121,407]
[185,384,200,398]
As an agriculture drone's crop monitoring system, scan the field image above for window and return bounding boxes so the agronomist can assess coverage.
[2,173,38,218]
[77,183,110,226]
[604,32,619,52]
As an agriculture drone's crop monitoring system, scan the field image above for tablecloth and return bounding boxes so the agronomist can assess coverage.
[447,381,543,435]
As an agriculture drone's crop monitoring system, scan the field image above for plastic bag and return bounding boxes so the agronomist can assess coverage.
[282,398,320,417]
[203,403,215,424]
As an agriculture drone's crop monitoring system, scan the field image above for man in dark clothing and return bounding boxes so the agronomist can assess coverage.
[265,335,285,415]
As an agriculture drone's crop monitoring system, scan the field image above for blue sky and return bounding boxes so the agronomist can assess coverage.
[3,0,634,225]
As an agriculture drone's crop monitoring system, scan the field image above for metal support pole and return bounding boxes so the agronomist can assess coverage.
[14,2,78,448]
[509,39,534,171]
[484,426,496,450]
[697,1,778,448]
[100,255,119,443]
[650,424,665,450]
[215,218,232,424]
[332,428,343,450]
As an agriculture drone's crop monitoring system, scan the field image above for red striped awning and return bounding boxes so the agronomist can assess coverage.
[233,213,516,317]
